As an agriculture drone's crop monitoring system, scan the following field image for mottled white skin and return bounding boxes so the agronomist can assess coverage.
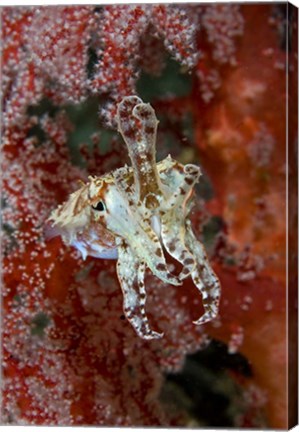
[48,96,221,340]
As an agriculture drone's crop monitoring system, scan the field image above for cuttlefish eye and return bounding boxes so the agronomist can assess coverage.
[92,201,105,211]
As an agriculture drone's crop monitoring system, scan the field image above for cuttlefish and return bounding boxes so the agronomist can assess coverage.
[48,96,221,339]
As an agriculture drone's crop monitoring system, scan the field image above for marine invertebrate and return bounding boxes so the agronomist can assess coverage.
[49,96,221,339]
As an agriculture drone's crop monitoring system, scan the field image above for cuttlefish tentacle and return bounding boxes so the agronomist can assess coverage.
[161,164,201,280]
[117,96,164,209]
[117,240,164,339]
[184,219,221,324]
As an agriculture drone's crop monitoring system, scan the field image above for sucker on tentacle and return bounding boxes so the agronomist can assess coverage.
[48,96,221,339]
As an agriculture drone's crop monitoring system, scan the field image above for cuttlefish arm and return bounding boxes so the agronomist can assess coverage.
[129,216,182,287]
[117,96,164,209]
[117,240,164,339]
[162,209,220,324]
[161,164,201,280]
[160,162,221,324]
[184,220,221,325]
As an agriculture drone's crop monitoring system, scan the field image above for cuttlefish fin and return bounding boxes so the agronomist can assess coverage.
[117,96,164,209]
[117,241,163,340]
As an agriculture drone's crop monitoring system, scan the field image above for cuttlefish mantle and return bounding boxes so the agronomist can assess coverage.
[48,96,221,340]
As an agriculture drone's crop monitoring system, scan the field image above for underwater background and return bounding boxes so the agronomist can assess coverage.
[1,2,297,428]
